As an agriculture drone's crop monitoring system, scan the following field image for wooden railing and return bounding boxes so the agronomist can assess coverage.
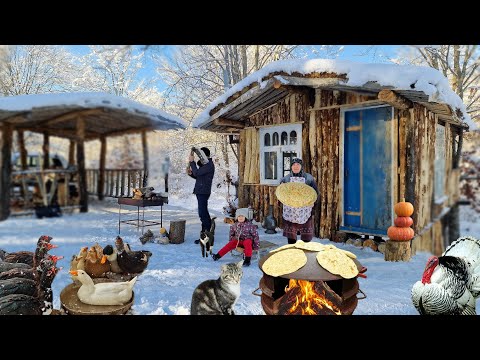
[86,168,147,198]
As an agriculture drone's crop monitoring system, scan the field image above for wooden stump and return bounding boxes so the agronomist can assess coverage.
[384,240,411,261]
[169,220,186,244]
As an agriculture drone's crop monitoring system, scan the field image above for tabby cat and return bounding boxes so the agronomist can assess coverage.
[190,260,243,315]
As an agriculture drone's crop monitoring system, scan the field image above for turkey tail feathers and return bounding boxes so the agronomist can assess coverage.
[444,236,480,297]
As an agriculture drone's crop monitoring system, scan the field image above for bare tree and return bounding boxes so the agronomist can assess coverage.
[396,45,480,123]
[73,45,155,100]
[0,45,78,96]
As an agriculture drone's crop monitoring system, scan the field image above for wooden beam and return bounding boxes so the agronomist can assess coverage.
[378,90,413,110]
[40,108,103,127]
[76,118,88,212]
[17,130,27,170]
[86,126,151,140]
[309,100,385,111]
[22,127,97,140]
[213,118,245,129]
[43,132,50,170]
[68,139,75,167]
[98,136,106,201]
[0,124,13,220]
[141,130,149,187]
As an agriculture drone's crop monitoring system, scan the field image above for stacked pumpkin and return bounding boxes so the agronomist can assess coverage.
[387,199,414,241]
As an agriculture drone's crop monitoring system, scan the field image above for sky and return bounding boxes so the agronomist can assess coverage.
[1,191,479,316]
[64,45,401,93]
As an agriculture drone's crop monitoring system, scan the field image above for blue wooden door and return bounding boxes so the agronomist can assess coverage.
[341,106,393,235]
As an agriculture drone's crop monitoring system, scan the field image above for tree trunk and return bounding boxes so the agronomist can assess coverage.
[169,219,186,244]
[384,240,411,261]
[98,136,106,200]
[141,130,149,187]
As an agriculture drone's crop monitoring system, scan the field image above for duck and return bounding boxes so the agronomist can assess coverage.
[70,247,88,281]
[115,236,152,274]
[84,245,110,278]
[2,235,54,267]
[102,245,123,273]
[69,269,136,306]
[0,261,60,315]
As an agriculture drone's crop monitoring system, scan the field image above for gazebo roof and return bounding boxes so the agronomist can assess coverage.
[0,92,186,140]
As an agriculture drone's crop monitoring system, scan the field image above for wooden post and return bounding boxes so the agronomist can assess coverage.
[68,139,75,167]
[169,219,186,244]
[43,132,50,170]
[385,241,411,261]
[76,118,88,212]
[141,131,149,187]
[405,109,416,212]
[0,124,13,220]
[98,136,106,200]
[17,130,27,170]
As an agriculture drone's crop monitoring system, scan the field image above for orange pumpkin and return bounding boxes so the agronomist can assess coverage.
[394,200,414,217]
[394,216,413,227]
[387,226,415,241]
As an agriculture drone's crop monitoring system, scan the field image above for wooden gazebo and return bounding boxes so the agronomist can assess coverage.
[0,92,186,220]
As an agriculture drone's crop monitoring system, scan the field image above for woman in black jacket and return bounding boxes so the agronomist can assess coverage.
[188,147,215,244]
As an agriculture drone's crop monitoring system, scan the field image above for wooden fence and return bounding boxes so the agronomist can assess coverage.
[86,168,147,198]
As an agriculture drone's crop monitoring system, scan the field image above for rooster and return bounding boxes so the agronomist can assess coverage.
[411,236,480,315]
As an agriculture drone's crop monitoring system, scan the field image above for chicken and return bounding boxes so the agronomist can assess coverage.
[411,236,480,315]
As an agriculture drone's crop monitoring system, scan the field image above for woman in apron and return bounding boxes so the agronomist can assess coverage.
[280,158,319,244]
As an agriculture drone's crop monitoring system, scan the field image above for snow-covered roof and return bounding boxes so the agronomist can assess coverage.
[194,58,475,130]
[0,92,187,135]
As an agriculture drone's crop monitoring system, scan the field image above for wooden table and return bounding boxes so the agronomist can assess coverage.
[117,197,168,234]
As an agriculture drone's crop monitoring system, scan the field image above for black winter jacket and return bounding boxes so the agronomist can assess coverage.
[189,158,215,195]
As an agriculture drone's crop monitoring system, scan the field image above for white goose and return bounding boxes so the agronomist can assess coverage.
[69,269,136,306]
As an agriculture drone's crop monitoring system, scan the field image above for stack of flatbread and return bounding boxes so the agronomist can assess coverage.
[275,182,317,208]
[262,240,359,279]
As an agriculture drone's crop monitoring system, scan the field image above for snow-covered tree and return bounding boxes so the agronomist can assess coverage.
[395,45,480,123]
[0,45,78,96]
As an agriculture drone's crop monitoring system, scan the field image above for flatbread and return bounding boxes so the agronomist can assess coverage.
[262,249,307,277]
[321,244,357,259]
[316,250,358,279]
[275,182,317,208]
[294,240,325,252]
[269,244,297,254]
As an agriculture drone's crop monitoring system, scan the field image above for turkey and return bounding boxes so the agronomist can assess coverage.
[411,236,480,315]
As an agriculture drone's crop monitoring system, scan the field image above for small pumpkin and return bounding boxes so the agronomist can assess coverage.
[387,226,414,241]
[394,200,414,217]
[394,216,413,227]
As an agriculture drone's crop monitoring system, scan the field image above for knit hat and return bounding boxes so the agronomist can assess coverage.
[291,157,302,166]
[200,147,210,157]
[235,208,249,220]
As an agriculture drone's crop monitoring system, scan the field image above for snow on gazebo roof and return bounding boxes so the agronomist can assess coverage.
[0,92,186,139]
[194,58,475,130]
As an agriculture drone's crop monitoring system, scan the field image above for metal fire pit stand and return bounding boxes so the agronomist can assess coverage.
[117,197,168,235]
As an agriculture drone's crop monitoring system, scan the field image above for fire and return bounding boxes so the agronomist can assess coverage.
[286,279,342,315]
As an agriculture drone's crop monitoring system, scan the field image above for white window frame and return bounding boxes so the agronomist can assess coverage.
[259,123,302,185]
[434,123,447,203]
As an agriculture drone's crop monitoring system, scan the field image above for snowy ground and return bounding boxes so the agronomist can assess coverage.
[0,196,479,315]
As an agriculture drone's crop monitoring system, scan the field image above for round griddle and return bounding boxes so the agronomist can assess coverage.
[258,249,363,281]
[60,279,134,315]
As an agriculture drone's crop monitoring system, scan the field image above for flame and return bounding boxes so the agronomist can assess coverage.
[286,279,342,315]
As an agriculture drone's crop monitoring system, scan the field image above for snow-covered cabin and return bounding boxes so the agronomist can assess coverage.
[0,92,186,220]
[194,59,475,256]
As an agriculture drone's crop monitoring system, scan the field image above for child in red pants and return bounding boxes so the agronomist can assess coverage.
[212,208,259,266]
